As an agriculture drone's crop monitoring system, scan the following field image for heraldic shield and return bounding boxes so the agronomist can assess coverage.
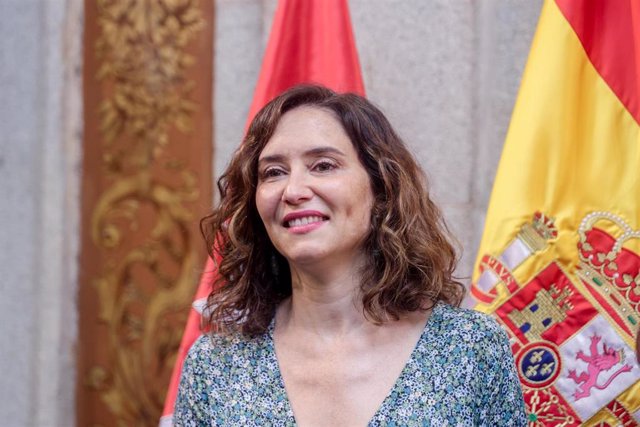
[472,211,640,426]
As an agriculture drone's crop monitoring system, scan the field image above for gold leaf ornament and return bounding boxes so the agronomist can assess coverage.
[86,0,206,424]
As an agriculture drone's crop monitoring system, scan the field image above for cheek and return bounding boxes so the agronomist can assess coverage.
[358,195,374,230]
[255,187,269,224]
[343,178,374,229]
[354,176,375,219]
[255,185,280,225]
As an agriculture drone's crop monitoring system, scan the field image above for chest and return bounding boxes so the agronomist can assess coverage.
[295,355,397,417]
[274,331,425,427]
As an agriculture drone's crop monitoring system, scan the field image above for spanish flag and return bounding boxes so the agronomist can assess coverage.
[471,0,640,424]
[159,0,364,425]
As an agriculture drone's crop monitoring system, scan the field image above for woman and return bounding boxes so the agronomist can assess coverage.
[174,85,526,426]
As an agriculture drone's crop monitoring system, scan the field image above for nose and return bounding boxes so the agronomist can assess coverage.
[282,169,313,204]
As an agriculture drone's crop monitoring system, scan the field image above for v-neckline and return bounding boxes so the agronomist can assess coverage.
[266,302,442,426]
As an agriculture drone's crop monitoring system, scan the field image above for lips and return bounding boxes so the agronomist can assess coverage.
[282,210,329,228]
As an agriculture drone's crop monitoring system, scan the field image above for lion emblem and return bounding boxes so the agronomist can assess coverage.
[567,334,632,400]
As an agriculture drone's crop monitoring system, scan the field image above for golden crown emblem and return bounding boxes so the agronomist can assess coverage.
[576,211,640,333]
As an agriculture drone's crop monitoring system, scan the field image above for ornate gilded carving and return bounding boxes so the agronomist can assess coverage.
[86,0,206,424]
[95,0,205,169]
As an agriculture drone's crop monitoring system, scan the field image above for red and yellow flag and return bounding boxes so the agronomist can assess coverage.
[472,0,640,425]
[160,1,364,425]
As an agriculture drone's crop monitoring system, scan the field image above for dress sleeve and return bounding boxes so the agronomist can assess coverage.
[173,336,211,427]
[477,321,528,426]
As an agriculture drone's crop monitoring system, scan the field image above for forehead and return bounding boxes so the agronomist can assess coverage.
[259,106,355,158]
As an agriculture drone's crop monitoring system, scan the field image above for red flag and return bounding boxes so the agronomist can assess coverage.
[160,0,364,424]
[246,0,365,123]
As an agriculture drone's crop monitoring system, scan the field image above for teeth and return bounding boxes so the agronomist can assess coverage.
[287,216,324,227]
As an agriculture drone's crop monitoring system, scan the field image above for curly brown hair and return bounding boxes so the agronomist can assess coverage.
[201,84,465,336]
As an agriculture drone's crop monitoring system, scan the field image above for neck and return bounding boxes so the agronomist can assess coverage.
[277,255,370,338]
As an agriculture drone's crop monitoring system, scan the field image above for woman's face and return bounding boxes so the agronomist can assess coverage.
[255,106,374,269]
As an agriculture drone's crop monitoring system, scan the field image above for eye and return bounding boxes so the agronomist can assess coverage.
[312,159,337,173]
[260,166,286,180]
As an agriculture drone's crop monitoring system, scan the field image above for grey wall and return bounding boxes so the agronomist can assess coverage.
[0,0,82,426]
[0,0,540,424]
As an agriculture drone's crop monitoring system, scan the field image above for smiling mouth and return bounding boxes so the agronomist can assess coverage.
[284,216,328,228]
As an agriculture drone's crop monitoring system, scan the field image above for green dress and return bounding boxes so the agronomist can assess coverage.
[174,302,527,426]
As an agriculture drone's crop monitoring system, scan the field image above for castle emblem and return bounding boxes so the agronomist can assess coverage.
[507,284,573,342]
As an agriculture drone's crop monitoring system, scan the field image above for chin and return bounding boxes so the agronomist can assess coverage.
[281,247,331,266]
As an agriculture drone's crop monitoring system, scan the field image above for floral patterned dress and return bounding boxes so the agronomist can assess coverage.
[173,302,527,426]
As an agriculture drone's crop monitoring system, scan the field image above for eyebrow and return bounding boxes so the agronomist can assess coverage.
[258,146,346,164]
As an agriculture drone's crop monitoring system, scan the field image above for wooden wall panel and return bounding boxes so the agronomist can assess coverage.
[78,1,213,425]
